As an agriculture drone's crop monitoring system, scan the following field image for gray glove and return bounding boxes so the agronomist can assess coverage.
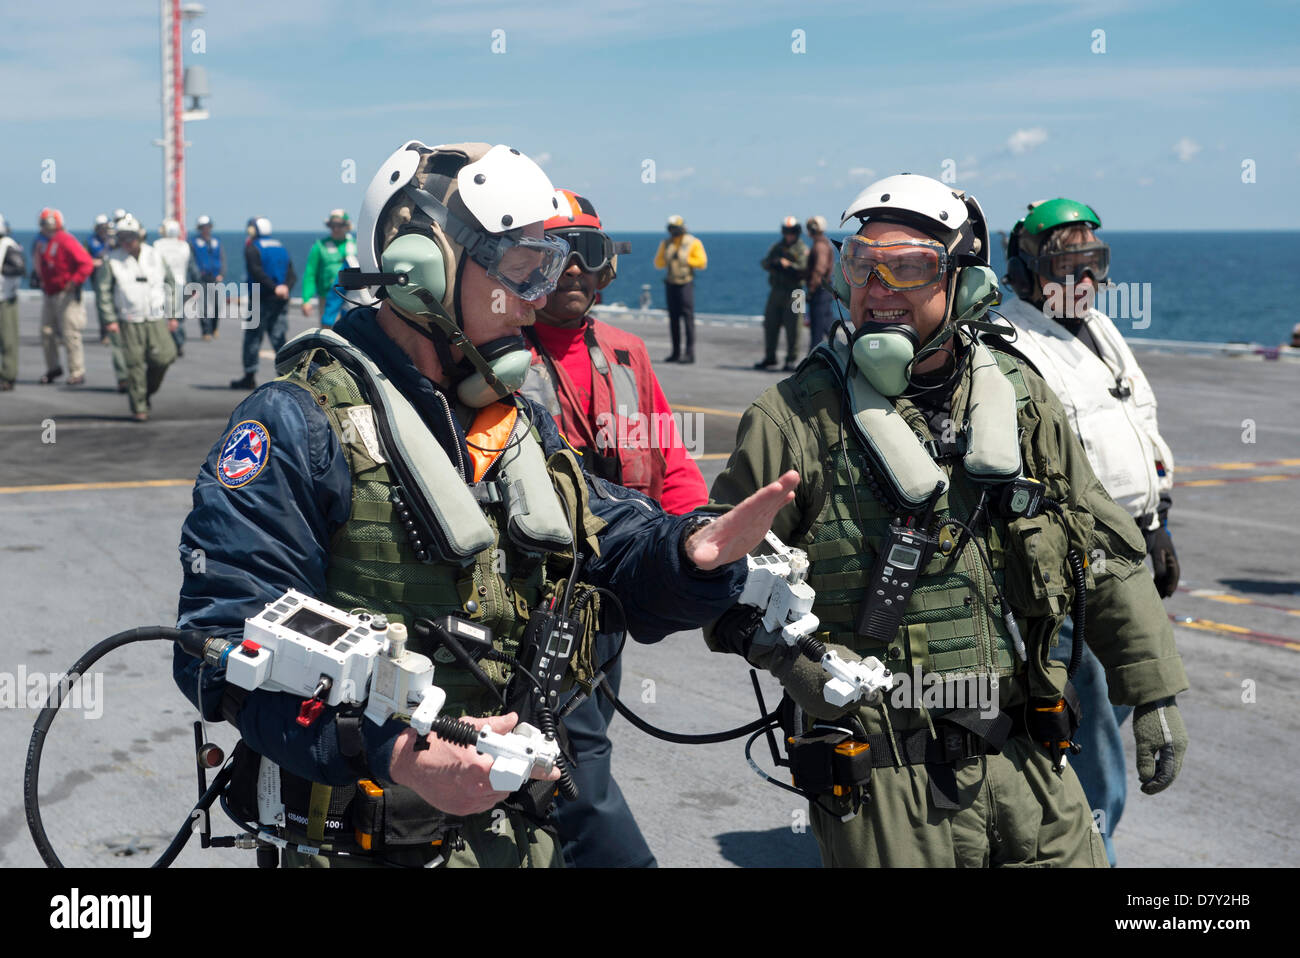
[712,606,872,722]
[771,640,862,722]
[1133,697,1187,794]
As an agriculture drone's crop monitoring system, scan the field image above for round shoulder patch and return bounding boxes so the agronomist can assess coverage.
[217,419,272,488]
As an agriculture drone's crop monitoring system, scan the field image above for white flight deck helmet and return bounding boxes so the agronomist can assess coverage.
[357,141,564,308]
[355,141,570,406]
[114,213,144,239]
[161,218,182,238]
[840,174,990,273]
[836,173,1000,395]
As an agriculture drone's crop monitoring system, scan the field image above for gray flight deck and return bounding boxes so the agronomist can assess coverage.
[2,295,1297,868]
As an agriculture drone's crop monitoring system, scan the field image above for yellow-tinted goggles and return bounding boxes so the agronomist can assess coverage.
[840,236,949,291]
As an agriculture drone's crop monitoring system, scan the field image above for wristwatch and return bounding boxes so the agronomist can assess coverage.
[678,513,714,570]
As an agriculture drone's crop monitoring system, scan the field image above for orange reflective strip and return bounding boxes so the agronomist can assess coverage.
[466,403,519,483]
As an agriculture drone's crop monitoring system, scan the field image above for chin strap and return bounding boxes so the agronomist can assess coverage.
[395,287,515,402]
[899,265,1012,398]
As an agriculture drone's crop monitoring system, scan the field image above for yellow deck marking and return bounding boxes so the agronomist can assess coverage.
[1198,593,1252,605]
[1182,458,1300,472]
[1173,616,1300,651]
[0,479,192,495]
[671,403,743,419]
[1178,474,1300,487]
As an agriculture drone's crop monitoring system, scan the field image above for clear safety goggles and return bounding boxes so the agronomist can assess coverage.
[476,232,572,302]
[839,236,950,291]
[1024,241,1110,285]
[546,227,632,274]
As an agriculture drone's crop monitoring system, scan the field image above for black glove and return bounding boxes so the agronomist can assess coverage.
[1143,521,1179,598]
[710,604,764,658]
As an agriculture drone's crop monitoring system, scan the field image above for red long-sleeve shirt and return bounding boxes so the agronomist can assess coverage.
[37,229,94,295]
[529,320,707,514]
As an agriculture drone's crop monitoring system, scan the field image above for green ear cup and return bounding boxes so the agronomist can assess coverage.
[832,253,852,306]
[381,232,446,315]
[952,266,1000,323]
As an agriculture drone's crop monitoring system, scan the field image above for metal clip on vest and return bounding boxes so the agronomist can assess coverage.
[741,532,895,708]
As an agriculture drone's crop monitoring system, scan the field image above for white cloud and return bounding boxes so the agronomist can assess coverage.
[848,167,875,178]
[1173,137,1202,162]
[1007,127,1048,154]
[1138,176,1155,186]
[658,167,695,183]
[533,152,552,165]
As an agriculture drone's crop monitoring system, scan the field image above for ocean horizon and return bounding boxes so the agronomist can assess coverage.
[14,229,1298,347]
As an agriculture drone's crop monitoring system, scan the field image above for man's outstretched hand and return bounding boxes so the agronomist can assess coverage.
[685,470,800,572]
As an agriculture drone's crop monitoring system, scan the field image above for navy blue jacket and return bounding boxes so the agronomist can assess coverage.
[174,308,745,788]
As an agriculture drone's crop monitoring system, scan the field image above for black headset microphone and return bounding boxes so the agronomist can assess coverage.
[337,266,407,290]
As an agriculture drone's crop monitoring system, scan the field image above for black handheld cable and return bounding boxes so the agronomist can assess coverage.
[25,626,233,868]
[1066,549,1088,679]
[1032,499,1089,679]
[577,585,780,745]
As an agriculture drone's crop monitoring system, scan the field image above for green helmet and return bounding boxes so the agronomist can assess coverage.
[1005,198,1103,299]
[1018,198,1100,241]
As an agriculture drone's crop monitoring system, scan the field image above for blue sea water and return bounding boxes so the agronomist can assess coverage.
[19,228,1297,346]
[600,231,1300,348]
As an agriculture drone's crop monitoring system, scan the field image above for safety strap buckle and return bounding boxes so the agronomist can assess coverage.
[937,725,978,763]
[922,434,967,461]
[471,480,504,505]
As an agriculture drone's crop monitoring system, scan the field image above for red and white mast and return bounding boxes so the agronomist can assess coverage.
[158,1,208,239]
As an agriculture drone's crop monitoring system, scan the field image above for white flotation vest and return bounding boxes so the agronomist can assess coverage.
[999,295,1173,525]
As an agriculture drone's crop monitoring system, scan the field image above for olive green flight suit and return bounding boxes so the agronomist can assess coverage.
[761,239,809,365]
[707,345,1188,867]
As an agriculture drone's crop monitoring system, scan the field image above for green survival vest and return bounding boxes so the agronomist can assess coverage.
[275,344,603,716]
[790,346,1094,703]
[245,339,608,859]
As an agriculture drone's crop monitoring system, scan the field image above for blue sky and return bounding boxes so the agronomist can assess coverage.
[3,0,1297,233]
